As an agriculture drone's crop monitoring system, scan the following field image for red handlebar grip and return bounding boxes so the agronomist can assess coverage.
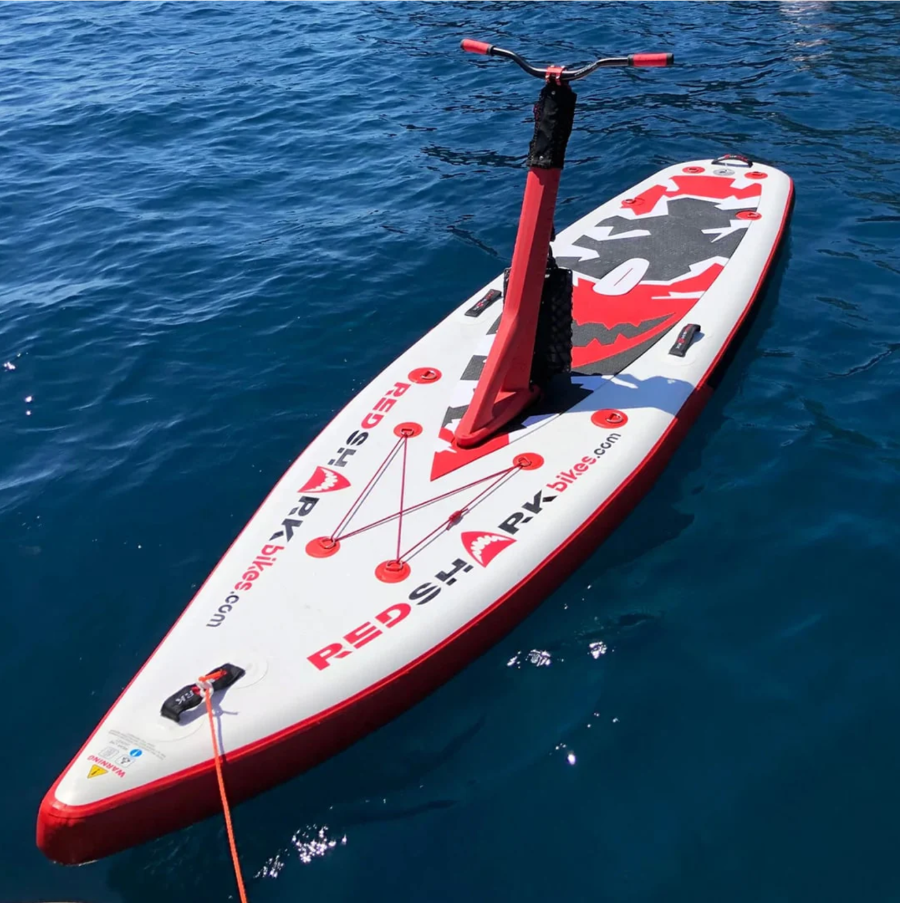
[461,39,493,55]
[629,53,674,68]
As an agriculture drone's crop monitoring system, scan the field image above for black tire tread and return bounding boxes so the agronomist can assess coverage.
[531,263,573,385]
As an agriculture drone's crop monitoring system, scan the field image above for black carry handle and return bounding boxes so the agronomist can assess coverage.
[461,39,674,81]
[160,662,245,723]
[711,153,754,167]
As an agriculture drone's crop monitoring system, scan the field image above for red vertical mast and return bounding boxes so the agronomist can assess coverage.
[455,73,576,447]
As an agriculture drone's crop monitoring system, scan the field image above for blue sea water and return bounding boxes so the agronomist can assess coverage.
[2,2,900,900]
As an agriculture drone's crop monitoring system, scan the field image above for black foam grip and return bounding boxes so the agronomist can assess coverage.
[527,82,577,170]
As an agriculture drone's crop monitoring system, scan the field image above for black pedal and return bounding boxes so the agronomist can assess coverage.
[669,324,701,357]
[465,288,501,317]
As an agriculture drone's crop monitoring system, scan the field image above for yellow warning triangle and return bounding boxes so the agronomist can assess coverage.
[87,764,107,779]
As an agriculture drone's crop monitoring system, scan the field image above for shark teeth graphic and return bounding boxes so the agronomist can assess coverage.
[299,466,351,494]
[702,219,751,242]
[461,531,516,567]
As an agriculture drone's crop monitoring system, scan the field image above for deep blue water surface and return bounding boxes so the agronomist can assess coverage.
[3,3,900,901]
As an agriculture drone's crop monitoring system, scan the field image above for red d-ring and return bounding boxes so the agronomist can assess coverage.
[622,197,644,207]
[683,165,705,174]
[745,171,768,180]
[306,537,340,558]
[409,367,442,384]
[514,453,544,471]
[736,210,762,220]
[375,560,411,583]
[592,409,628,428]
[394,421,422,438]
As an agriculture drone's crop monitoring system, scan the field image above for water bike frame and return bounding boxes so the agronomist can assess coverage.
[454,40,674,447]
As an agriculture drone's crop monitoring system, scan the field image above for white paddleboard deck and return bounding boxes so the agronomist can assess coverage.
[39,159,793,862]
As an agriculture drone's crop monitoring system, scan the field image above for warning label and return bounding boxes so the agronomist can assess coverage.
[109,729,165,761]
[87,764,107,779]
[87,754,126,778]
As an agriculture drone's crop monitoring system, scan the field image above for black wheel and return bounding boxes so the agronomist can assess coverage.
[530,260,572,386]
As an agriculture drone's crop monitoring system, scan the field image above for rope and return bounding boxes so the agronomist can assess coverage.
[323,434,525,565]
[199,672,249,903]
[331,436,404,542]
[396,436,409,562]
[397,465,519,561]
[335,465,519,542]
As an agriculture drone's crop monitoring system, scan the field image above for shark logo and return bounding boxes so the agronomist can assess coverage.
[299,466,351,494]
[461,531,516,568]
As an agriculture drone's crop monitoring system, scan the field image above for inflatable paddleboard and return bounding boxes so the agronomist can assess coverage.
[38,157,792,863]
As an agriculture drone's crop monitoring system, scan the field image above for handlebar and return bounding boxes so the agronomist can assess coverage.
[460,39,674,81]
